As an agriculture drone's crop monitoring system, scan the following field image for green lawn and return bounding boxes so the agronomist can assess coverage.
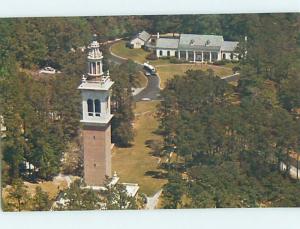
[112,101,167,196]
[111,41,149,64]
[111,40,170,66]
[156,63,233,88]
[223,62,239,69]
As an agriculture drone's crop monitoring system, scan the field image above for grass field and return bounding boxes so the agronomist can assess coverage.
[112,101,167,196]
[156,63,233,88]
[25,179,68,199]
[110,41,170,66]
[111,41,149,64]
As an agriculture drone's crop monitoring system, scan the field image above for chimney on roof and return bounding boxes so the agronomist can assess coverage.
[157,32,160,39]
[205,40,210,46]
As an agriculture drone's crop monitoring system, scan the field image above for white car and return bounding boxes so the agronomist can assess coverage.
[141,98,151,101]
[144,71,151,76]
[39,67,61,74]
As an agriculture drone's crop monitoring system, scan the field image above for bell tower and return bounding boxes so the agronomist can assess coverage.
[78,35,114,186]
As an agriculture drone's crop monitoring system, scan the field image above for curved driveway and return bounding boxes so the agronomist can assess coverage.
[107,41,161,101]
[133,73,160,101]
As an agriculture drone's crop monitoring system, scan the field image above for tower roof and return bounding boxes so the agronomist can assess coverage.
[78,78,114,91]
[87,37,103,60]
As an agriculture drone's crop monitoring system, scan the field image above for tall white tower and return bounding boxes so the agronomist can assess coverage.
[78,36,114,186]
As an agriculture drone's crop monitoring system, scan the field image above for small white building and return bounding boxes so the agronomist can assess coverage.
[129,30,151,49]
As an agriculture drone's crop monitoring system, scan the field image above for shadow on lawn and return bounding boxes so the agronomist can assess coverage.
[144,170,168,179]
[145,139,164,157]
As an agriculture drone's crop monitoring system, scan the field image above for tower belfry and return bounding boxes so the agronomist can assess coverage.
[78,35,114,186]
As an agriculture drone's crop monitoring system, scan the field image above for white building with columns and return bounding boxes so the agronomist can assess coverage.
[154,34,239,62]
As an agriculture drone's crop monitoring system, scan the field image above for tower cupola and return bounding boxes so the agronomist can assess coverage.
[87,34,104,78]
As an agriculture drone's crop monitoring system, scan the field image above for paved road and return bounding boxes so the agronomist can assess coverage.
[107,43,127,65]
[133,73,160,101]
[107,41,160,101]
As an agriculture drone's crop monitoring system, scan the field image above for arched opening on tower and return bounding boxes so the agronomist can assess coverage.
[87,99,94,116]
[94,99,101,116]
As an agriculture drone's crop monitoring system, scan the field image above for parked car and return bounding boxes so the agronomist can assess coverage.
[39,67,61,74]
[143,62,156,75]
[144,71,151,76]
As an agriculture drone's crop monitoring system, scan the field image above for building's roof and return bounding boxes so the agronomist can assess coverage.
[133,30,151,42]
[78,78,114,91]
[178,34,224,51]
[156,38,179,49]
[122,183,140,197]
[221,41,239,52]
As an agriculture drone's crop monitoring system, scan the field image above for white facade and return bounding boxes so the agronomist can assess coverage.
[79,88,113,125]
[78,38,114,126]
[157,48,239,62]
[156,49,177,58]
[130,37,144,49]
[221,51,239,61]
[130,31,151,49]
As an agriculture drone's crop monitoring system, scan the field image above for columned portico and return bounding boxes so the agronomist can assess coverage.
[154,34,239,63]
[217,52,222,61]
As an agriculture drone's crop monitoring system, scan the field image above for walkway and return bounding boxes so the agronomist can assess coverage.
[145,189,163,210]
[221,72,240,82]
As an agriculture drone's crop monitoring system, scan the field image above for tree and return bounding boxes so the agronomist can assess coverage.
[279,73,300,111]
[32,186,52,211]
[110,62,137,147]
[55,179,101,211]
[6,179,30,211]
[102,177,138,210]
[162,172,185,209]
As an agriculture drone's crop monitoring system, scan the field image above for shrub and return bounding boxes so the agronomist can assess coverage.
[169,57,189,64]
[232,66,241,73]
[125,42,132,48]
[146,52,158,60]
[213,60,228,66]
[160,56,171,60]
